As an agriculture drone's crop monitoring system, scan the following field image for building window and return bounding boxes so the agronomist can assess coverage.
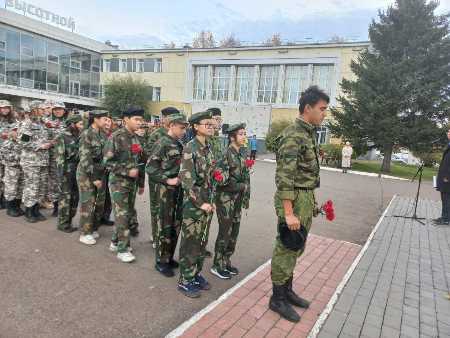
[154,58,162,72]
[70,59,81,69]
[109,58,119,72]
[312,64,334,96]
[119,59,127,72]
[283,65,309,104]
[127,58,135,72]
[257,65,279,103]
[235,66,254,103]
[144,59,155,72]
[152,87,161,102]
[137,59,144,72]
[316,126,329,144]
[193,66,208,101]
[103,59,111,72]
[211,66,231,101]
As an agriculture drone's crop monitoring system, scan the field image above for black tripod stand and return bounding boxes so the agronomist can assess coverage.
[393,162,425,225]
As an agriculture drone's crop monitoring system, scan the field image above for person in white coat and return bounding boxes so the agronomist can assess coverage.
[341,142,353,173]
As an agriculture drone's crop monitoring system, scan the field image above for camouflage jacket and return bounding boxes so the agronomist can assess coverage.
[146,133,183,184]
[218,145,251,195]
[77,126,107,180]
[103,127,145,188]
[0,120,22,165]
[55,129,80,181]
[179,137,216,208]
[43,116,66,140]
[209,134,224,160]
[18,118,50,166]
[275,118,320,200]
[144,127,167,157]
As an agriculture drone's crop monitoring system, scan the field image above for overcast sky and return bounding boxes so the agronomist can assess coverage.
[4,0,450,48]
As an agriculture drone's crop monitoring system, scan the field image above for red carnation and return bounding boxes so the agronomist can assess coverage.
[245,159,255,168]
[213,170,223,182]
[131,143,142,154]
[45,121,54,128]
[322,200,335,221]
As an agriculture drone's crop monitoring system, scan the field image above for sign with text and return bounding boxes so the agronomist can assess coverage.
[5,0,76,32]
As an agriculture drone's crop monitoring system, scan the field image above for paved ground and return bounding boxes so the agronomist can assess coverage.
[0,161,439,337]
[174,235,361,338]
[317,197,450,338]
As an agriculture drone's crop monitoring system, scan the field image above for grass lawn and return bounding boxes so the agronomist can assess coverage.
[350,160,438,181]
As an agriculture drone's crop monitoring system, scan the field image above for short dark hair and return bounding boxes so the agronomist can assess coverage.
[298,86,330,114]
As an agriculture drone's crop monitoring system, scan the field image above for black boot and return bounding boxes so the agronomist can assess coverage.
[269,284,300,322]
[7,200,22,217]
[25,206,38,223]
[286,277,310,308]
[52,202,58,217]
[0,194,5,209]
[14,199,25,216]
[100,218,114,226]
[33,204,46,222]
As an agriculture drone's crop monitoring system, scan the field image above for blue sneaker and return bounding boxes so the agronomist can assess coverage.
[178,281,201,298]
[194,274,211,290]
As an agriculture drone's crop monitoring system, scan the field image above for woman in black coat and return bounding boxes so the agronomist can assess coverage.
[435,129,450,225]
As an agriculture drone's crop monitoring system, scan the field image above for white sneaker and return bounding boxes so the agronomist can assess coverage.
[117,252,136,263]
[92,231,100,239]
[79,234,96,245]
[109,242,133,253]
[152,242,156,249]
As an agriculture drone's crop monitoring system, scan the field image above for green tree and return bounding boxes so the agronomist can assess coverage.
[102,76,151,118]
[329,0,450,173]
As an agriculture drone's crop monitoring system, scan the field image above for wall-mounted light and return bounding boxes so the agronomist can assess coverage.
[278,49,288,54]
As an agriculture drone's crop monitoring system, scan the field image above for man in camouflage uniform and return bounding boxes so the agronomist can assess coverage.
[146,114,188,277]
[99,115,115,227]
[46,101,69,217]
[207,108,224,159]
[145,107,180,245]
[77,110,109,246]
[104,106,145,263]
[177,110,216,298]
[211,123,251,280]
[18,101,52,223]
[269,86,329,322]
[0,100,23,215]
[55,114,84,233]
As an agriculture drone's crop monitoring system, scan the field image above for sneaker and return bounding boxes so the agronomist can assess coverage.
[79,234,96,245]
[92,231,100,239]
[152,242,156,249]
[225,265,239,275]
[109,242,133,252]
[194,274,211,290]
[155,262,175,277]
[178,281,201,298]
[117,251,136,263]
[210,266,232,280]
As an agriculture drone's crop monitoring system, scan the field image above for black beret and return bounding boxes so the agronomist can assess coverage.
[123,106,144,118]
[207,108,222,116]
[90,110,109,118]
[225,123,246,134]
[278,221,308,251]
[189,110,213,124]
[161,107,180,116]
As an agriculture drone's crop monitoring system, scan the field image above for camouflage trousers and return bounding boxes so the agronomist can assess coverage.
[58,168,79,230]
[179,201,213,283]
[39,166,49,202]
[109,174,137,253]
[148,181,159,241]
[22,165,48,208]
[213,191,243,270]
[0,163,4,196]
[271,189,315,286]
[77,173,106,235]
[155,184,183,264]
[3,164,24,202]
[129,184,139,233]
[47,151,59,203]
[103,173,112,221]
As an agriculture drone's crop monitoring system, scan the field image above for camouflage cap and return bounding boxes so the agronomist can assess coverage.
[167,113,189,125]
[207,107,222,116]
[122,106,144,118]
[161,106,180,116]
[65,114,83,126]
[189,110,213,124]
[52,101,66,110]
[225,123,246,134]
[29,100,43,110]
[0,100,12,108]
[42,100,55,108]
[90,110,109,118]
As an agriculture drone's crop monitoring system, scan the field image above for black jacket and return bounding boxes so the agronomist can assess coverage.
[437,146,450,192]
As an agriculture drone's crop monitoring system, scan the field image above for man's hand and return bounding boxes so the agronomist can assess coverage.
[128,168,139,178]
[285,214,301,231]
[166,177,180,186]
[138,187,145,195]
[93,180,103,189]
[200,203,213,213]
[39,142,53,150]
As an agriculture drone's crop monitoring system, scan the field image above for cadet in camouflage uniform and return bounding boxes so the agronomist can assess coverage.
[104,106,145,263]
[211,123,251,280]
[18,102,52,223]
[207,108,224,159]
[269,86,329,322]
[99,116,114,227]
[46,101,68,217]
[177,110,217,298]
[55,115,84,233]
[145,107,180,245]
[77,110,109,246]
[146,114,188,277]
[0,100,23,214]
